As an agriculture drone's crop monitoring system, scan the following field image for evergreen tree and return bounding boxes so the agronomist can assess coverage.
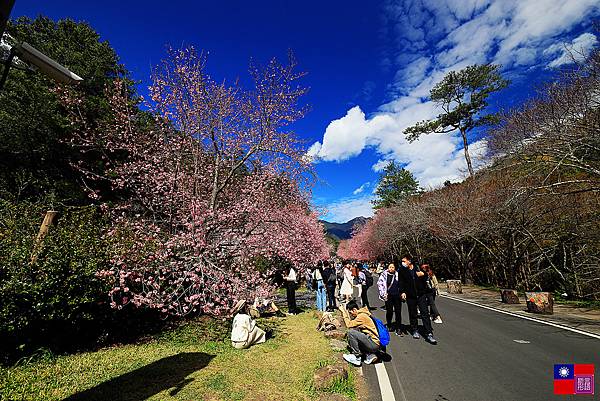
[404,64,508,176]
[372,161,419,209]
[0,16,135,203]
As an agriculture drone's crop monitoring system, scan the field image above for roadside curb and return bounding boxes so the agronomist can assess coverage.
[440,293,600,340]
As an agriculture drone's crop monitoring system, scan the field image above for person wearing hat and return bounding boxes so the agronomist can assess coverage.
[230,299,267,349]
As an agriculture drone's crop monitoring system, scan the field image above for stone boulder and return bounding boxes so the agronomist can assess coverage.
[446,280,463,294]
[329,339,348,351]
[313,364,349,391]
[324,329,346,340]
[317,311,341,332]
[525,292,553,314]
[500,289,520,304]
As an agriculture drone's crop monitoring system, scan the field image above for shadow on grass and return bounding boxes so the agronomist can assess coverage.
[64,352,214,401]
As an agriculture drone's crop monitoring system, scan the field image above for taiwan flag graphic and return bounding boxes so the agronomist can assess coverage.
[554,364,595,395]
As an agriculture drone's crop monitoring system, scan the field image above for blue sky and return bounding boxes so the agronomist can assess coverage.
[12,1,600,222]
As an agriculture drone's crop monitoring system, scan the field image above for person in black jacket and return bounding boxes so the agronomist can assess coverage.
[398,255,438,344]
[322,261,338,311]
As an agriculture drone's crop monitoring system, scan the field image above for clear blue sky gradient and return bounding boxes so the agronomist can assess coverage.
[11,1,599,222]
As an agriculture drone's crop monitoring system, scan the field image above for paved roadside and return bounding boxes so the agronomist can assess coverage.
[440,284,600,337]
[361,283,600,401]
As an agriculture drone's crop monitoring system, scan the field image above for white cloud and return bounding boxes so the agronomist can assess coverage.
[323,194,374,223]
[310,1,599,186]
[545,32,598,68]
[310,106,395,162]
[353,182,370,195]
[372,159,390,172]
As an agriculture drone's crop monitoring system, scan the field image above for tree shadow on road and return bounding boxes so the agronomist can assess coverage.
[64,352,214,401]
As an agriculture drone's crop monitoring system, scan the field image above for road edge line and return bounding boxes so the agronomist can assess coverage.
[440,293,600,340]
[375,362,397,401]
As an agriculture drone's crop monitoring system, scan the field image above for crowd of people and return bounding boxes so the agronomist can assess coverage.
[230,255,443,368]
[310,255,443,366]
[305,260,376,312]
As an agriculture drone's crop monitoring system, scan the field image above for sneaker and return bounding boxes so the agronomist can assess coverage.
[343,353,362,366]
[426,333,438,344]
[412,331,420,339]
[364,354,378,364]
[433,316,443,324]
[395,329,404,337]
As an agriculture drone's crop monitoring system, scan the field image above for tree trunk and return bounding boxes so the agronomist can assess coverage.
[30,210,58,264]
[460,128,474,177]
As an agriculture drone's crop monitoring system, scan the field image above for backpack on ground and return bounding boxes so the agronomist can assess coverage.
[370,316,390,347]
[364,270,374,288]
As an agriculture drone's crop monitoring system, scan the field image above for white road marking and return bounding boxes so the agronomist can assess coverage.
[513,339,531,344]
[375,362,398,401]
[440,294,600,340]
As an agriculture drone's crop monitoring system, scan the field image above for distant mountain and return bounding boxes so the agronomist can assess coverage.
[320,216,370,241]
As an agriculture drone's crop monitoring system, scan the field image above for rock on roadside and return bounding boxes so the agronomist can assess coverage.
[526,291,553,314]
[329,339,348,350]
[313,364,349,390]
[324,329,346,340]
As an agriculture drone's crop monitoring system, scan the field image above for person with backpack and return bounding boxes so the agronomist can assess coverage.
[339,300,388,366]
[359,265,373,309]
[322,260,338,311]
[377,263,404,335]
[398,255,438,344]
[305,268,313,291]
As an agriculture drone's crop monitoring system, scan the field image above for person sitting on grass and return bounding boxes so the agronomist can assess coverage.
[230,299,267,349]
[252,297,284,317]
[339,300,381,366]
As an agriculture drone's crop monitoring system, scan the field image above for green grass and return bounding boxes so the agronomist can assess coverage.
[552,294,600,310]
[277,286,309,296]
[1,312,354,401]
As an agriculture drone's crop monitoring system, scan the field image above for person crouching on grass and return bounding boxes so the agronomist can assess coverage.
[230,300,267,349]
[339,300,381,366]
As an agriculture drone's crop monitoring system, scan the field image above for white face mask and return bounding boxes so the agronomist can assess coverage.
[401,262,408,268]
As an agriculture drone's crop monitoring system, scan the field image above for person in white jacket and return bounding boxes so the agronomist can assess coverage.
[339,263,354,304]
[284,266,298,314]
[230,300,266,349]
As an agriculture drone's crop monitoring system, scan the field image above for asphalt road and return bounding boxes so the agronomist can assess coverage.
[362,289,600,401]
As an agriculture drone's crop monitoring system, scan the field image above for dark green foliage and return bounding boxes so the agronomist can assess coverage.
[0,16,133,204]
[0,17,165,364]
[0,200,165,364]
[0,201,105,360]
[372,161,419,209]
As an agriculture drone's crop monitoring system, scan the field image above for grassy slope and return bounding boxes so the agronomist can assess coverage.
[1,313,354,401]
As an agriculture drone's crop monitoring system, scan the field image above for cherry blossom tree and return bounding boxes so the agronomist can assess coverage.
[60,47,328,316]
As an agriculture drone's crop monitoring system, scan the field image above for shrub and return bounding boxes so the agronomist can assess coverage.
[0,201,165,364]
